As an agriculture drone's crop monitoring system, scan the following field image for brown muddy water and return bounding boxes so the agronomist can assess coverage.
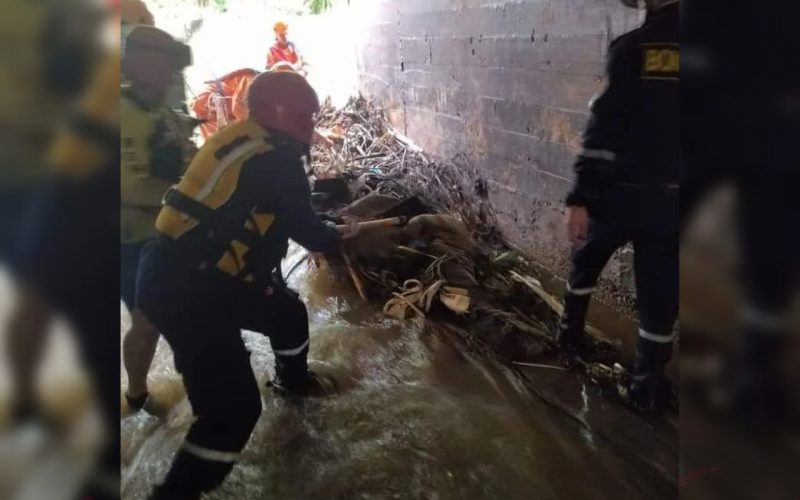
[0,241,678,499]
[120,245,676,500]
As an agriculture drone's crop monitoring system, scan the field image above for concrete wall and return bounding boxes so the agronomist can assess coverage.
[352,0,641,302]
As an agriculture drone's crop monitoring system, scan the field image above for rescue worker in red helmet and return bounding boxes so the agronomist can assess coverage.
[137,70,339,500]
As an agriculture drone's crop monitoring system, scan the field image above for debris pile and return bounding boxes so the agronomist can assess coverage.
[308,98,556,356]
[308,96,640,402]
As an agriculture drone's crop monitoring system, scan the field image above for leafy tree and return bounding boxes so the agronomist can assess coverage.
[305,0,333,14]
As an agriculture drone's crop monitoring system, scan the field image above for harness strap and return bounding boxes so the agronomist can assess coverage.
[163,188,262,276]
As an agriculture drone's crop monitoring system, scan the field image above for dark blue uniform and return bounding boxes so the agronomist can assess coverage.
[15,51,121,499]
[682,0,800,415]
[559,1,679,411]
[137,118,338,500]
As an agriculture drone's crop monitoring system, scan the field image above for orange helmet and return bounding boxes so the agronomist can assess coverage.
[274,21,289,35]
[247,71,319,146]
[121,0,155,26]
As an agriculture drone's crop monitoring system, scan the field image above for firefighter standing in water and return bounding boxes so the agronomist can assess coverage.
[137,71,340,500]
[120,25,193,412]
[266,21,307,75]
[558,0,679,413]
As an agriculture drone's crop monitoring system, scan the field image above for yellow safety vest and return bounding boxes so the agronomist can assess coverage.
[157,119,278,281]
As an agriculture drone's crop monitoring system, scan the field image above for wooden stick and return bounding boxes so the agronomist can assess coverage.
[335,216,407,233]
[342,252,368,302]
[512,362,567,371]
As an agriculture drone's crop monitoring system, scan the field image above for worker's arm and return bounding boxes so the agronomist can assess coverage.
[566,39,635,208]
[258,151,339,253]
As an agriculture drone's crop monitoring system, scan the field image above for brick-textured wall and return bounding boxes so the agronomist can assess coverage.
[353,0,641,299]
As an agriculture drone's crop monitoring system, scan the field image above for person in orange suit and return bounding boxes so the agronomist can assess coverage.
[266,21,307,76]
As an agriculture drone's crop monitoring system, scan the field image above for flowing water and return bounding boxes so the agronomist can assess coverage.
[119,246,677,500]
[0,244,677,499]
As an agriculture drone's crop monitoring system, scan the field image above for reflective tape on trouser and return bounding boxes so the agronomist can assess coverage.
[579,148,616,162]
[638,328,675,344]
[182,442,242,463]
[566,284,596,296]
[273,338,309,357]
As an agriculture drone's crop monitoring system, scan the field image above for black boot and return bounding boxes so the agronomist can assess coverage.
[149,483,201,500]
[268,355,335,398]
[629,336,674,415]
[556,292,592,354]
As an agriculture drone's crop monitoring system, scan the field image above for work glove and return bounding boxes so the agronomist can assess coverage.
[337,219,360,240]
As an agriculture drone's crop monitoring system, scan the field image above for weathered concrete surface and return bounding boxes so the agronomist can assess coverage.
[352,0,641,305]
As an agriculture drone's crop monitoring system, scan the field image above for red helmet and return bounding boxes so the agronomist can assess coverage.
[247,71,320,146]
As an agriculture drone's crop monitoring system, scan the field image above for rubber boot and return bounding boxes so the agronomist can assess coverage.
[629,337,673,415]
[149,482,201,500]
[556,292,592,354]
[269,354,334,398]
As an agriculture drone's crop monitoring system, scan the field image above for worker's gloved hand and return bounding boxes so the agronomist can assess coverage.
[337,219,360,240]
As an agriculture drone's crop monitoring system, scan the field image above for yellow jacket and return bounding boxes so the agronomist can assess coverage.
[0,0,64,186]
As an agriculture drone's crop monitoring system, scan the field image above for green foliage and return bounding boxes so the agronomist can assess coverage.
[305,0,334,14]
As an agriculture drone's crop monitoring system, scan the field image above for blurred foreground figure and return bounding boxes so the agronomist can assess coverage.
[3,2,121,499]
[0,0,102,270]
[120,25,193,413]
[682,0,800,424]
[137,71,340,500]
[558,0,679,414]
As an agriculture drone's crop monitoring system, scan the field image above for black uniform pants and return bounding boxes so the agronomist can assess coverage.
[682,158,799,373]
[562,187,679,386]
[18,170,121,499]
[137,239,311,499]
